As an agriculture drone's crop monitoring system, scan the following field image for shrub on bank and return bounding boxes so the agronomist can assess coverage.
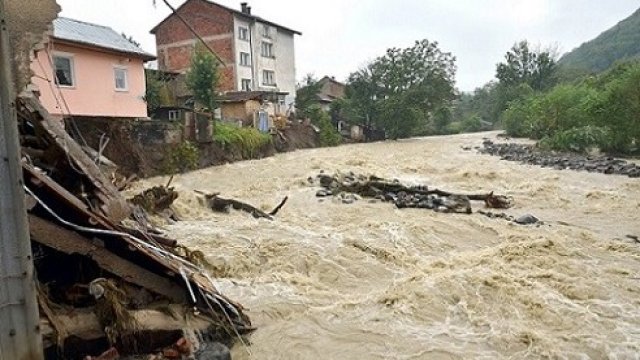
[213,122,272,158]
[307,105,342,147]
[503,61,640,155]
[165,141,199,174]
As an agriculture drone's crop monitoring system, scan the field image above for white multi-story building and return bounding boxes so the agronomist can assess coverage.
[152,0,301,108]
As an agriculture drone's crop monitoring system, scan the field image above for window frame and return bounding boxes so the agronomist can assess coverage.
[52,52,76,88]
[168,110,181,121]
[113,65,129,92]
[239,52,251,67]
[238,26,249,41]
[261,42,274,58]
[262,70,275,86]
[241,79,252,91]
[262,24,271,38]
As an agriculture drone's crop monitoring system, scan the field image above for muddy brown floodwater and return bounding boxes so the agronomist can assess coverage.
[135,132,640,359]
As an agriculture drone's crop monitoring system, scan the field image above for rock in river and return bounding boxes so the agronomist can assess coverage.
[515,214,539,225]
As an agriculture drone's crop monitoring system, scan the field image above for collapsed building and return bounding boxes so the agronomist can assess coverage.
[2,0,252,358]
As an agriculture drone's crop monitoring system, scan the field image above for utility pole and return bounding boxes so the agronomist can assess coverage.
[0,0,44,358]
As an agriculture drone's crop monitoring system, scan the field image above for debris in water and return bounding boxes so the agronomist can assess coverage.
[197,190,289,220]
[309,172,512,214]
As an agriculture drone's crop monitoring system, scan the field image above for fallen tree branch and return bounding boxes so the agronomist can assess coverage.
[200,192,289,220]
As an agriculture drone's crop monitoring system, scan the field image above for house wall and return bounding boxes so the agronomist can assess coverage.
[154,0,236,91]
[221,99,260,124]
[274,29,296,107]
[233,17,253,90]
[320,78,346,99]
[31,42,148,118]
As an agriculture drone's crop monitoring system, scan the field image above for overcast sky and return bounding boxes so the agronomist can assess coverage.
[57,0,639,91]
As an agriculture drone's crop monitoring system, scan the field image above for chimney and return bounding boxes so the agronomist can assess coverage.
[240,2,250,14]
[246,6,251,14]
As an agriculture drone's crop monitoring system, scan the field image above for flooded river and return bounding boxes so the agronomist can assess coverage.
[136,132,640,359]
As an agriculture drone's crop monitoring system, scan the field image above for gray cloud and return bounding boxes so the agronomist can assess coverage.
[57,0,639,91]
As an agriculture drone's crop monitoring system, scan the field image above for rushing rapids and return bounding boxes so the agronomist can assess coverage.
[133,132,640,359]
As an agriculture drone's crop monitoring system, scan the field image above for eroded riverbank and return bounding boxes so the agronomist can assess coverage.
[133,131,640,359]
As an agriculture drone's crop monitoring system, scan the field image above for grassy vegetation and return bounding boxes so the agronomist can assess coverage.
[213,122,272,158]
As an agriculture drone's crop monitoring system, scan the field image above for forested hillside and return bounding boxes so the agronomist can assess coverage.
[559,8,640,73]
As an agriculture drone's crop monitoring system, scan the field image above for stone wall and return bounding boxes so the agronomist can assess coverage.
[5,0,60,92]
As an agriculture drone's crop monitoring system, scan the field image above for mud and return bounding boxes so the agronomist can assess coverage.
[134,131,640,359]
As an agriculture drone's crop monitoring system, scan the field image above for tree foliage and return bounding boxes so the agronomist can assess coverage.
[295,74,322,119]
[503,60,640,155]
[186,42,219,111]
[306,104,342,146]
[496,40,557,92]
[343,39,457,139]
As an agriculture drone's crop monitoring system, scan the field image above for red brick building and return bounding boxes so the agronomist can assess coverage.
[151,0,301,107]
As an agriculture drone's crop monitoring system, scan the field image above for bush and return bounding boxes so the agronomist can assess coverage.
[502,97,537,137]
[213,122,272,158]
[597,63,640,154]
[461,114,483,133]
[539,125,610,153]
[165,141,199,174]
[308,105,342,147]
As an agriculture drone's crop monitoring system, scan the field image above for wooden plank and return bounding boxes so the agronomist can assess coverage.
[41,307,214,341]
[21,96,131,222]
[29,215,186,302]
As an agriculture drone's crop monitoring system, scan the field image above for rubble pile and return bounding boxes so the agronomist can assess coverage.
[17,96,252,359]
[310,172,512,213]
[480,140,640,178]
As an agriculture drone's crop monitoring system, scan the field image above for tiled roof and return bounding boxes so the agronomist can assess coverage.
[53,17,156,60]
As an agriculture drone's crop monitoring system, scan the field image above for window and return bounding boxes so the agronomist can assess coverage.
[114,67,128,91]
[261,42,274,58]
[238,26,249,41]
[241,79,252,91]
[262,70,275,86]
[168,110,181,121]
[240,52,251,66]
[53,55,74,87]
[262,25,271,38]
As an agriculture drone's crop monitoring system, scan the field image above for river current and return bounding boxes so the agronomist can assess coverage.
[135,132,640,359]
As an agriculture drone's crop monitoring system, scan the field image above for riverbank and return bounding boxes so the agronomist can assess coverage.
[71,119,320,177]
[133,131,640,359]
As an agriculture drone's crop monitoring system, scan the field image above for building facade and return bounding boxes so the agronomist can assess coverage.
[151,0,301,107]
[31,17,155,119]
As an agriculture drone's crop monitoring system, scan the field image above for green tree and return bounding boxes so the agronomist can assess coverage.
[145,69,163,114]
[344,39,457,139]
[186,42,219,111]
[308,104,342,146]
[295,74,322,119]
[496,40,557,91]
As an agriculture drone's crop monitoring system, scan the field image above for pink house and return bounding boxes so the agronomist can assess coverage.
[31,17,155,119]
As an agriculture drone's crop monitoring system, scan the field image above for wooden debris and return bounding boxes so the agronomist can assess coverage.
[312,172,512,213]
[17,94,252,357]
[201,192,289,220]
[18,96,131,222]
[129,185,179,215]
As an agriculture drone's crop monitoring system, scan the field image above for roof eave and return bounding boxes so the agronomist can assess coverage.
[53,38,157,62]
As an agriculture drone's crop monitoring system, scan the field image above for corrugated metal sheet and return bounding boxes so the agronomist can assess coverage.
[53,17,155,60]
